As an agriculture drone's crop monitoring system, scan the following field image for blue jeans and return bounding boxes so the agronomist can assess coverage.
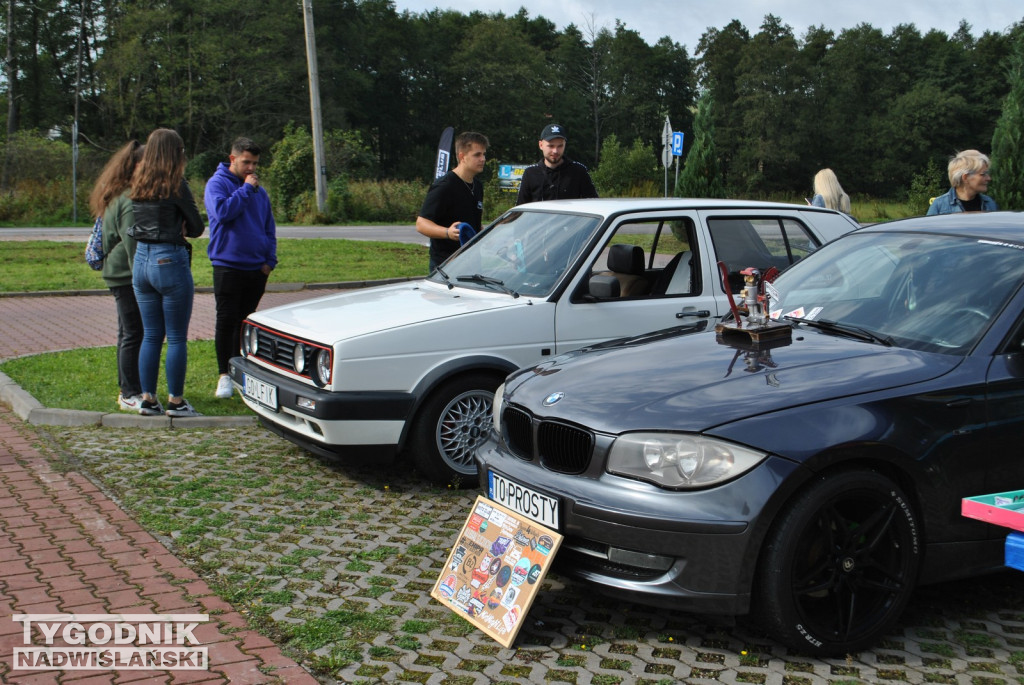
[133,242,194,398]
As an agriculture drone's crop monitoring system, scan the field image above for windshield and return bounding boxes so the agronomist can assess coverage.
[429,209,603,298]
[770,230,1024,354]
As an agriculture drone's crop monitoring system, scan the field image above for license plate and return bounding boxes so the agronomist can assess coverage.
[488,471,560,529]
[243,373,278,410]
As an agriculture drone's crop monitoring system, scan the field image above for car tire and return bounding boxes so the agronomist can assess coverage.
[411,372,502,487]
[753,468,921,656]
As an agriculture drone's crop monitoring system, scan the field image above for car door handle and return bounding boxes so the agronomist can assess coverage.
[676,310,711,319]
[945,397,972,408]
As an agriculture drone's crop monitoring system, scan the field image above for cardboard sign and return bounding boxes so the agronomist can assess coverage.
[431,495,562,647]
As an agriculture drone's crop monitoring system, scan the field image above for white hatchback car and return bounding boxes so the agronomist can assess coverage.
[230,199,858,484]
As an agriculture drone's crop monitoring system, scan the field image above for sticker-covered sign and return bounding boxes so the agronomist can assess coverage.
[430,495,563,647]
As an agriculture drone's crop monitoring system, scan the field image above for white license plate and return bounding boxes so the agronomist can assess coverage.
[488,471,560,529]
[243,374,278,410]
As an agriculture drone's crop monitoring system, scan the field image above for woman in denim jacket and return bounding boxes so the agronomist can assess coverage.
[927,150,999,215]
[128,129,206,417]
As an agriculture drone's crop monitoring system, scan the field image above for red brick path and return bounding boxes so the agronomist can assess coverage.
[0,405,319,684]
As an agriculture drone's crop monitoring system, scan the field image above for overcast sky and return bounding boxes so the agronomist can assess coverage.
[390,0,1022,51]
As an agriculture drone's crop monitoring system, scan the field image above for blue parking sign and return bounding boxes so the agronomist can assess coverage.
[672,132,684,156]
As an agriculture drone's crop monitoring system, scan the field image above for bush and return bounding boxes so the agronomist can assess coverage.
[591,134,659,197]
[345,179,425,223]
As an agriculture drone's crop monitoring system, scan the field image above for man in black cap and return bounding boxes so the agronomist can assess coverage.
[515,123,598,205]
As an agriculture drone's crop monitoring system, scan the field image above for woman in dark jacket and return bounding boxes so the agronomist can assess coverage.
[128,129,205,416]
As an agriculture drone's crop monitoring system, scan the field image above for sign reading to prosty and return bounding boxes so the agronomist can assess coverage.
[431,495,563,647]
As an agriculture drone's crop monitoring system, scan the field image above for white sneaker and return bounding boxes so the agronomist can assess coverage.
[118,394,144,412]
[166,399,202,417]
[215,375,234,399]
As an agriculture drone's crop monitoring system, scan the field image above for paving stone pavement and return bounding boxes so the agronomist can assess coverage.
[3,290,1024,683]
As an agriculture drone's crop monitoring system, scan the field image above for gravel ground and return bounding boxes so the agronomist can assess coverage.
[37,422,1024,685]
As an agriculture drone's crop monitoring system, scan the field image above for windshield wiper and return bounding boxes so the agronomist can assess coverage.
[785,316,894,347]
[435,264,454,289]
[456,273,520,298]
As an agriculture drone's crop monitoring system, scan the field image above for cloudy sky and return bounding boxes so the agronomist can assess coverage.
[390,0,1021,50]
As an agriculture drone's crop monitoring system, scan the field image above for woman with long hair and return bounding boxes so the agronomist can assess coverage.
[128,129,205,416]
[88,139,145,412]
[809,168,851,215]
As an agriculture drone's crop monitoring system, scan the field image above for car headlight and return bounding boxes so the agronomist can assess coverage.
[313,348,332,386]
[608,433,766,489]
[247,325,259,356]
[293,342,306,374]
[491,382,505,436]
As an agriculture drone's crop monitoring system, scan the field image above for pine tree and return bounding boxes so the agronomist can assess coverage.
[990,38,1024,211]
[676,91,726,198]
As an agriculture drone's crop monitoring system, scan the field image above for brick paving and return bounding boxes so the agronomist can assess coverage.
[0,288,343,362]
[0,405,318,684]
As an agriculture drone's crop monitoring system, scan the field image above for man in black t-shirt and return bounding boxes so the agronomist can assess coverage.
[416,131,489,271]
[515,124,598,205]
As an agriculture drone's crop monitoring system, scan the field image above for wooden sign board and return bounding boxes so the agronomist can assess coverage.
[431,495,563,647]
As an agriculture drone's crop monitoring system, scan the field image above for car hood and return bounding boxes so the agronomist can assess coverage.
[503,327,962,433]
[248,280,530,343]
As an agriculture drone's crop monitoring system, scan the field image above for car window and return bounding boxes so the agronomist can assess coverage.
[585,217,699,298]
[772,231,1024,354]
[435,209,603,298]
[709,218,821,293]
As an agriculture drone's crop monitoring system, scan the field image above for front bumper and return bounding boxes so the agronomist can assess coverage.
[476,434,804,616]
[229,356,415,451]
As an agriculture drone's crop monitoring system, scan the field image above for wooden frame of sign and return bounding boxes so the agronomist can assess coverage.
[431,495,563,647]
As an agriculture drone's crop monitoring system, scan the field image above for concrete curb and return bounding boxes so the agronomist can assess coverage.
[0,369,256,428]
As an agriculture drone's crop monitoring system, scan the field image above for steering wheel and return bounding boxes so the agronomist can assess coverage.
[931,307,990,348]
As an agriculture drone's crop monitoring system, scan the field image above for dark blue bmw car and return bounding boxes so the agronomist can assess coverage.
[475,212,1024,655]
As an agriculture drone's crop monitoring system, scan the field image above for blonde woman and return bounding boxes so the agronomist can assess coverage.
[809,168,851,214]
[927,150,998,215]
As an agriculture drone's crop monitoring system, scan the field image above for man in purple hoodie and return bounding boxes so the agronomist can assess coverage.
[205,137,277,399]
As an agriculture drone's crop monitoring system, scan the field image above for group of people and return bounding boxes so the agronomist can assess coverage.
[415,124,598,270]
[90,123,996,415]
[90,130,277,417]
[810,149,998,217]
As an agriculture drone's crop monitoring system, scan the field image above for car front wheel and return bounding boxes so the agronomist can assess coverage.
[754,469,921,656]
[411,372,501,487]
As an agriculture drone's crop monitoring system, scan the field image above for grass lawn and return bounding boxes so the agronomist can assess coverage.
[0,237,428,292]
[2,340,253,415]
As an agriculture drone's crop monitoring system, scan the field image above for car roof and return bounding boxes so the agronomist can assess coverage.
[858,211,1024,244]
[514,197,845,214]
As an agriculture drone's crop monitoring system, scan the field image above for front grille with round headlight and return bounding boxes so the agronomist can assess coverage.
[293,342,306,374]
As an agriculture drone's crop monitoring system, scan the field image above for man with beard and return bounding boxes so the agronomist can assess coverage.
[515,124,598,205]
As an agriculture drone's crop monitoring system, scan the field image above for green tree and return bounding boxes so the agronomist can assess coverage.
[591,133,658,196]
[990,35,1024,211]
[695,20,750,191]
[676,91,724,198]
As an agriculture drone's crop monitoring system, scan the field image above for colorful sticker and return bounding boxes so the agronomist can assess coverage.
[496,564,512,587]
[511,557,531,586]
[527,564,542,584]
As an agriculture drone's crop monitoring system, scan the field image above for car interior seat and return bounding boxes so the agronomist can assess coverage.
[600,244,650,297]
[650,250,693,295]
[708,220,778,292]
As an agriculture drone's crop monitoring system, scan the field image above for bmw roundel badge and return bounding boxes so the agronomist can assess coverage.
[543,392,564,406]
